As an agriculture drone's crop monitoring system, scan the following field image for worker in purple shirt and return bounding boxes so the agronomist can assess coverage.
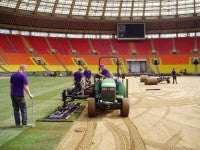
[74,68,84,94]
[83,67,92,86]
[171,68,177,84]
[99,64,111,78]
[10,64,33,127]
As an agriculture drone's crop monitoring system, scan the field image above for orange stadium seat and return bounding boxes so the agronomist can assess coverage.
[47,37,66,54]
[196,37,200,51]
[99,39,111,55]
[1,53,34,65]
[57,38,70,54]
[81,55,113,65]
[111,39,130,55]
[36,54,60,65]
[153,38,166,54]
[162,38,173,54]
[90,39,104,54]
[175,37,194,54]
[157,54,192,65]
[25,36,50,53]
[0,34,15,52]
[56,54,75,65]
[134,39,151,55]
[69,38,90,55]
[7,35,27,53]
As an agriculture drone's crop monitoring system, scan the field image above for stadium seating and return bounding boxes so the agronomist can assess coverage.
[47,37,66,54]
[175,37,194,54]
[7,35,27,53]
[0,34,15,52]
[154,38,173,54]
[153,38,165,54]
[25,36,50,53]
[69,38,91,55]
[57,38,71,54]
[0,34,198,74]
[111,40,130,55]
[99,39,111,55]
[157,54,192,65]
[90,39,104,54]
[134,39,151,55]
[1,53,34,65]
[196,37,200,50]
[36,54,60,65]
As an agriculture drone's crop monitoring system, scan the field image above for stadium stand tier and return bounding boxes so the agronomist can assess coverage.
[0,34,198,74]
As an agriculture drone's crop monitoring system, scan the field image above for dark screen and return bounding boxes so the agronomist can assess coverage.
[117,23,145,40]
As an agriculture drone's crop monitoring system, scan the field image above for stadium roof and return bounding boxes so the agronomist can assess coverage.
[0,0,200,34]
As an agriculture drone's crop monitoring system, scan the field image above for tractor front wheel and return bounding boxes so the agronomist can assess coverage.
[120,98,129,117]
[88,98,97,117]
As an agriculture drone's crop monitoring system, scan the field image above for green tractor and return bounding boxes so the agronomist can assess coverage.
[88,56,129,117]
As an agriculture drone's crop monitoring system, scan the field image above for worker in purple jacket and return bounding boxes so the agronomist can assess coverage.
[74,68,84,94]
[10,64,33,127]
[171,68,177,84]
[99,64,111,78]
[83,67,92,86]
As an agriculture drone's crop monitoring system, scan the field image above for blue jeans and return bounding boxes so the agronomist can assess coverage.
[11,96,27,126]
[75,81,83,95]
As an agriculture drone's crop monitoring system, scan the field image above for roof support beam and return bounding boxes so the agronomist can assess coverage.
[176,0,178,18]
[15,0,22,12]
[85,0,92,19]
[118,0,123,20]
[69,0,76,18]
[34,0,41,14]
[194,0,196,16]
[159,0,162,19]
[52,0,59,16]
[130,0,135,21]
[143,0,146,19]
[102,0,108,19]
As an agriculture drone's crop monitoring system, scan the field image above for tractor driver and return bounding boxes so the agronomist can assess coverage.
[74,68,84,95]
[99,64,112,78]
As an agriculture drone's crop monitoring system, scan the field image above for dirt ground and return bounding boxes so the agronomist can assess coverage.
[0,77,10,80]
[56,76,200,150]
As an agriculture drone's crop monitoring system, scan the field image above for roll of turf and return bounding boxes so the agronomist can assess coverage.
[144,77,158,85]
[140,75,149,82]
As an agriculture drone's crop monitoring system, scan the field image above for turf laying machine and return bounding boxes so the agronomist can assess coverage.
[62,56,129,117]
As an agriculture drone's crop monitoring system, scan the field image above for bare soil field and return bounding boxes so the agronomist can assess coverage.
[0,77,10,80]
[57,76,200,150]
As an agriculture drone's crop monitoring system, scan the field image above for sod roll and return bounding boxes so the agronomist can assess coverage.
[145,77,158,85]
[140,75,149,82]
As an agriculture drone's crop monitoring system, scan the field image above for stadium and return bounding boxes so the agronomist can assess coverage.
[0,0,200,150]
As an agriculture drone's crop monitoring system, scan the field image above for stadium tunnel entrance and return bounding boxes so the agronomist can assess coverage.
[126,59,153,74]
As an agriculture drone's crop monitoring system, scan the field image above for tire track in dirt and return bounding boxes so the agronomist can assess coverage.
[75,121,97,150]
[56,107,97,150]
[143,138,193,150]
[132,98,200,108]
[131,108,152,120]
[123,118,146,150]
[104,121,130,150]
[151,107,171,128]
[90,132,104,150]
[161,131,182,150]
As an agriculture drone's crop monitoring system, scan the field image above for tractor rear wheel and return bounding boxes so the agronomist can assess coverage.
[88,98,97,117]
[120,98,129,117]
